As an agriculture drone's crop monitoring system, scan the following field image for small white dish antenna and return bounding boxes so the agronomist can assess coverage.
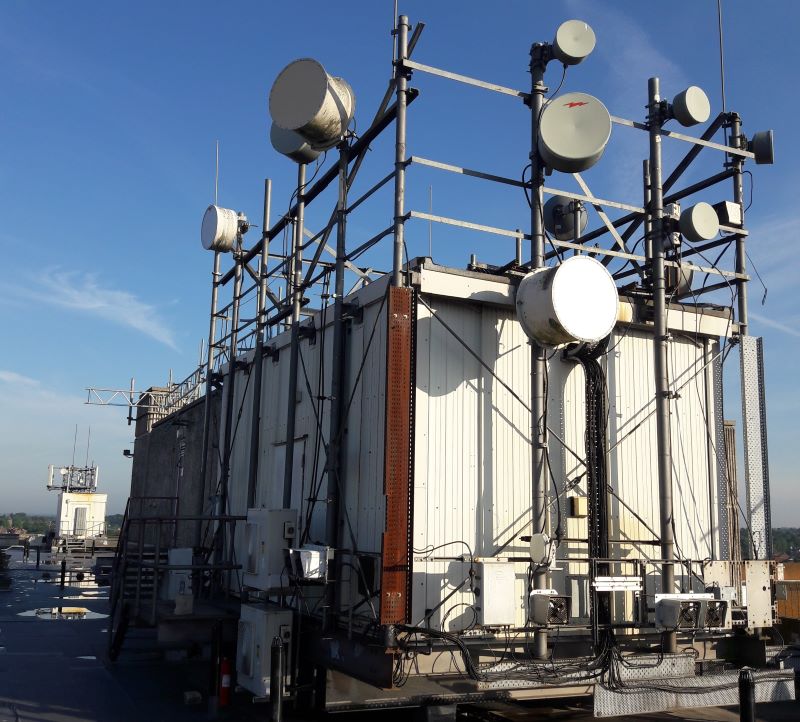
[516,255,619,346]
[544,195,588,240]
[679,201,719,242]
[270,123,321,164]
[671,86,710,127]
[269,58,355,150]
[201,205,245,252]
[538,92,612,173]
[552,20,596,66]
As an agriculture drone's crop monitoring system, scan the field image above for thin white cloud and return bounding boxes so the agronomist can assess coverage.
[0,370,40,386]
[749,312,800,339]
[0,270,178,350]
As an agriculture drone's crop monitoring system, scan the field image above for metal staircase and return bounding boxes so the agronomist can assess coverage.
[107,496,245,661]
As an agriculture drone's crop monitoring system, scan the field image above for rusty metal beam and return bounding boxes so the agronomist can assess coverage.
[380,286,414,625]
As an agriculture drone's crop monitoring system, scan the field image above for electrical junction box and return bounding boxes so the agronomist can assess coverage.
[236,603,293,697]
[745,560,774,629]
[160,547,193,601]
[242,508,297,591]
[476,561,517,627]
[569,496,588,518]
[289,544,332,580]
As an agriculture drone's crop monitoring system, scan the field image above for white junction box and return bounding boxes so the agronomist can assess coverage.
[477,561,518,627]
[161,547,193,600]
[745,560,774,629]
[242,508,297,591]
[236,603,293,697]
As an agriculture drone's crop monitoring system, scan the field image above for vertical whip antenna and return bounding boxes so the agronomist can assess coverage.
[214,140,220,205]
[716,0,727,141]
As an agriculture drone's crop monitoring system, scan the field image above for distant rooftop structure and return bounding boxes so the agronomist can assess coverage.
[46,463,99,493]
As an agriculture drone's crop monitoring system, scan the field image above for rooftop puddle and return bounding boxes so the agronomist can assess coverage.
[18,607,108,620]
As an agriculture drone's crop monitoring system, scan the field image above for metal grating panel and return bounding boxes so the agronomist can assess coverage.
[380,285,414,624]
[711,342,730,560]
[740,335,772,560]
[594,670,794,717]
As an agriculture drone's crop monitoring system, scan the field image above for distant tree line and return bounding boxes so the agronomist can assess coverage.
[1,512,125,535]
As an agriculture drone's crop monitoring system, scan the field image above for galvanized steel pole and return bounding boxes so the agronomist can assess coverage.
[324,145,349,630]
[217,249,243,568]
[247,179,271,509]
[391,15,409,287]
[729,113,748,335]
[197,251,221,547]
[529,42,548,660]
[283,165,306,509]
[648,77,676,653]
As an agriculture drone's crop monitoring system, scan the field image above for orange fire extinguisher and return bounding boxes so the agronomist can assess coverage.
[220,656,232,707]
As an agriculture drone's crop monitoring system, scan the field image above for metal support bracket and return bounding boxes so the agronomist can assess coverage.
[740,335,773,559]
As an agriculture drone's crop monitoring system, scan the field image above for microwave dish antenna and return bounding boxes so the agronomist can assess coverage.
[269,58,355,150]
[201,205,249,252]
[679,201,719,242]
[270,123,321,164]
[544,195,588,240]
[671,86,711,127]
[552,20,596,66]
[516,255,619,346]
[538,92,612,173]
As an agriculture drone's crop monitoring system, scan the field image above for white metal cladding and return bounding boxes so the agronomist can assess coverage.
[224,281,389,604]
[412,291,719,628]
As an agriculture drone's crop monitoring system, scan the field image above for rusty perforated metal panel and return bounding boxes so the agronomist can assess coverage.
[380,285,414,624]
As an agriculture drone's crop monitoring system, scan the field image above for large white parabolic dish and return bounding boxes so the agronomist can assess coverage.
[201,205,239,252]
[538,92,612,173]
[269,58,355,150]
[516,255,619,346]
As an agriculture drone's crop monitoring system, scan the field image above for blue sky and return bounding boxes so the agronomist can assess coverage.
[0,1,797,524]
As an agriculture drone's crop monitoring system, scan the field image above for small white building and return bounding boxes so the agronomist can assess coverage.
[56,492,107,538]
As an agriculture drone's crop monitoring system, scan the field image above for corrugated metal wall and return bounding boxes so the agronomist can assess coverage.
[217,269,721,630]
[224,283,389,603]
[413,293,719,629]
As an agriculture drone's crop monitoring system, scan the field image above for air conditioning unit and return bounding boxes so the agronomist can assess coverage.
[242,509,297,591]
[655,593,713,630]
[529,590,571,626]
[703,599,729,629]
[236,603,293,697]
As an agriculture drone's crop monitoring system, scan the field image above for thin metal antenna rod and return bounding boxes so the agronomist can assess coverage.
[716,0,728,144]
[428,185,433,257]
[84,426,91,468]
[214,140,220,205]
[648,76,677,655]
[71,424,78,469]
[283,164,307,510]
[716,0,727,114]
[529,40,549,661]
[392,0,399,63]
[391,15,410,286]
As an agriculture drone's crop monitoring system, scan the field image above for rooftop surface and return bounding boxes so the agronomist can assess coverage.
[2,552,799,721]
